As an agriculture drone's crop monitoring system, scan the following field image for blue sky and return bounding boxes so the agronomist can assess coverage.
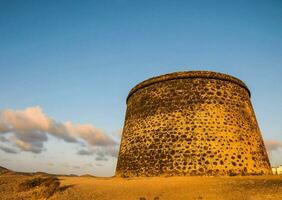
[0,0,281,176]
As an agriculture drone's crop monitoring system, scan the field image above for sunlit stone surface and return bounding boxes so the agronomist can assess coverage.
[116,71,271,177]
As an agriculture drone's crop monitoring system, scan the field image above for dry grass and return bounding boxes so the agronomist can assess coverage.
[0,173,281,200]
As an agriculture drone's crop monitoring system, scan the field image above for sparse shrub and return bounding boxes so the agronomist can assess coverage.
[18,176,61,199]
[19,177,46,191]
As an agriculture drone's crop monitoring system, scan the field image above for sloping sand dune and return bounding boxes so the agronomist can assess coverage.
[1,172,282,200]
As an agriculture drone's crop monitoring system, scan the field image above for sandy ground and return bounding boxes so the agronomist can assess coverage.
[0,172,282,200]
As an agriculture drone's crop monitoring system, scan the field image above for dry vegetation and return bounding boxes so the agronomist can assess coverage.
[0,168,282,200]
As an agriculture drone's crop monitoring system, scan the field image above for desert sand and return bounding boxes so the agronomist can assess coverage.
[0,167,282,200]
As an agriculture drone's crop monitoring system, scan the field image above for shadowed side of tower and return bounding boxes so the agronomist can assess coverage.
[116,71,271,177]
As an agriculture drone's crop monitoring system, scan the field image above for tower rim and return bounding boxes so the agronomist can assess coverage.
[126,70,251,103]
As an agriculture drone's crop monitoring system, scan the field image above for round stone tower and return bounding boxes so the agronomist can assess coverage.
[116,71,271,177]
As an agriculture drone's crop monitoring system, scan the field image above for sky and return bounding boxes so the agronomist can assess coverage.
[0,0,281,177]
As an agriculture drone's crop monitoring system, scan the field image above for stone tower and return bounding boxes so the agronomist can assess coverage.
[116,71,271,177]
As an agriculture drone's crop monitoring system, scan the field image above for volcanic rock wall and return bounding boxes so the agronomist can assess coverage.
[116,71,271,177]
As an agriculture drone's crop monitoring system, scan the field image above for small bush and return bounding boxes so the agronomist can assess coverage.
[19,177,46,191]
[18,176,61,199]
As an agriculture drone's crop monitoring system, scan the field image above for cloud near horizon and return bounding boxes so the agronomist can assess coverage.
[265,140,282,152]
[0,106,118,158]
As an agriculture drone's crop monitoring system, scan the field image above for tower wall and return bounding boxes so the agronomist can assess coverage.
[116,71,271,177]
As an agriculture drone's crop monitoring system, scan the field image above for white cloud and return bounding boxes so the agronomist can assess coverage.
[0,106,117,157]
[0,145,17,154]
[265,140,282,152]
[77,149,93,156]
[77,145,119,163]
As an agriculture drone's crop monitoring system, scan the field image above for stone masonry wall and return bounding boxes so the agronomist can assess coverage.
[116,71,271,177]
